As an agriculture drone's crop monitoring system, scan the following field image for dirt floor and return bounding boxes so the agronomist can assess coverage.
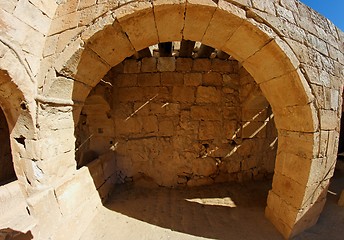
[80,163,344,240]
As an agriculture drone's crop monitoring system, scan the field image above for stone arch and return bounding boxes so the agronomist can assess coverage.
[50,0,324,237]
[0,40,36,190]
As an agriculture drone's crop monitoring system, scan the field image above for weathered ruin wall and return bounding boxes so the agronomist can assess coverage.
[75,57,277,187]
[0,0,343,239]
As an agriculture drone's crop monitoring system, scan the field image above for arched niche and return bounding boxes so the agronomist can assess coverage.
[49,0,325,238]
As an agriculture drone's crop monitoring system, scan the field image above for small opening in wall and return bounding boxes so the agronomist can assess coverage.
[14,136,26,148]
[20,102,27,110]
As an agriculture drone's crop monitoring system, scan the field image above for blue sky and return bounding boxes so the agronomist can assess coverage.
[300,0,344,31]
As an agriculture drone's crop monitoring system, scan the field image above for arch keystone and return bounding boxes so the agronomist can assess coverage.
[183,0,217,41]
[153,0,186,42]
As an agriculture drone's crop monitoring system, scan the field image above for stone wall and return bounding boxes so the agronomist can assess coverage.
[0,0,343,239]
[75,56,277,187]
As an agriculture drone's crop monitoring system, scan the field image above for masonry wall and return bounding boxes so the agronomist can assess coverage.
[75,56,277,187]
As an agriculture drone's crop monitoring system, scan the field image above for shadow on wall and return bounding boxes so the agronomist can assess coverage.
[0,228,33,240]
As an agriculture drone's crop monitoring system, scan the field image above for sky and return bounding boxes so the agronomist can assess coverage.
[300,0,344,31]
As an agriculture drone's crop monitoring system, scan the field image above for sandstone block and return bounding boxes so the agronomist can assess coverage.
[191,106,221,120]
[183,0,217,41]
[223,21,271,62]
[196,86,221,103]
[158,57,176,72]
[192,58,211,72]
[124,59,141,73]
[142,115,158,133]
[115,2,158,51]
[211,59,233,72]
[161,72,184,86]
[153,0,186,42]
[199,121,222,140]
[138,73,160,86]
[184,73,202,86]
[49,11,80,35]
[14,0,51,35]
[158,120,174,136]
[172,86,195,103]
[202,0,245,48]
[203,72,223,86]
[88,23,135,66]
[259,70,313,108]
[176,58,193,71]
[115,74,138,87]
[141,57,157,72]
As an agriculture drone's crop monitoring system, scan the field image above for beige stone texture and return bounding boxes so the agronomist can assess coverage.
[115,2,158,51]
[87,23,135,66]
[141,57,157,72]
[222,21,272,62]
[0,0,343,239]
[183,0,217,41]
[153,0,186,42]
[202,0,245,48]
[157,57,176,72]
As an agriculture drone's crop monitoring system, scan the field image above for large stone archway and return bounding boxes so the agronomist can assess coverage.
[40,0,344,238]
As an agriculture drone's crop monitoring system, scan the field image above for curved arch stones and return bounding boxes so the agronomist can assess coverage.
[1,0,341,239]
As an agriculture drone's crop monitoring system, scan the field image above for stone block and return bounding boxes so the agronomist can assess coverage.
[87,23,135,66]
[141,57,157,72]
[54,167,100,216]
[158,57,176,72]
[278,130,318,159]
[27,189,62,239]
[202,0,245,48]
[172,86,195,103]
[196,86,221,103]
[184,73,202,86]
[153,0,186,42]
[211,59,234,72]
[49,11,80,35]
[183,0,217,41]
[161,72,184,86]
[115,1,158,51]
[115,74,138,87]
[192,58,211,72]
[274,151,312,186]
[273,104,318,133]
[158,120,174,136]
[123,59,141,73]
[319,109,339,130]
[191,106,221,120]
[118,87,144,102]
[243,39,297,83]
[14,0,51,35]
[138,73,160,86]
[203,72,223,86]
[176,58,193,71]
[142,115,159,133]
[259,70,313,108]
[199,121,222,140]
[272,173,306,208]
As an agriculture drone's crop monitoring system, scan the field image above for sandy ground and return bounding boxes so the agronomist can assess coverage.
[81,166,344,240]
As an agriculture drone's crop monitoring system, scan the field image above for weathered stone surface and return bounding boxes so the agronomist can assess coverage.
[0,1,343,239]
